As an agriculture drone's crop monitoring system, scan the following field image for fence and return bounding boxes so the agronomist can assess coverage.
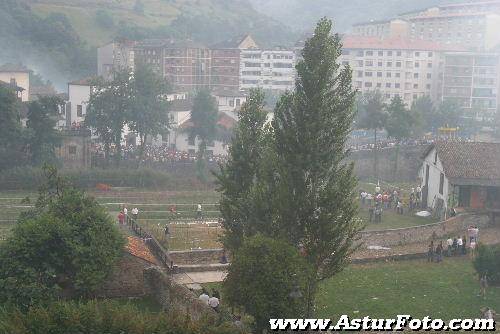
[126,215,174,272]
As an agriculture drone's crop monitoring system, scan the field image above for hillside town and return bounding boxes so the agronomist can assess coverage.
[0,0,499,332]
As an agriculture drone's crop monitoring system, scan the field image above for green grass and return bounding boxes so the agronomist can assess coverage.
[359,205,437,231]
[113,295,162,312]
[317,257,500,320]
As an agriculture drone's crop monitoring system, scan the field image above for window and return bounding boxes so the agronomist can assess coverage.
[396,61,402,67]
[229,99,234,107]
[387,62,392,67]
[427,73,432,79]
[366,51,373,56]
[415,51,420,57]
[426,84,431,90]
[413,84,419,89]
[414,62,420,68]
[439,173,444,195]
[386,72,392,78]
[69,146,77,155]
[366,60,373,66]
[376,83,382,88]
[378,51,384,56]
[428,52,433,57]
[357,51,364,57]
[357,60,364,66]
[386,83,391,88]
[236,99,241,107]
[427,62,432,68]
[395,83,401,88]
[396,51,402,56]
[387,51,393,56]
[364,82,372,87]
[395,72,401,78]
[357,71,363,77]
[377,72,382,77]
[414,73,419,79]
[365,71,373,77]
[77,105,83,117]
[378,61,383,67]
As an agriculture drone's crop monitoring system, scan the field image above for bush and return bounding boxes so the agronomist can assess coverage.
[473,244,500,285]
[0,168,126,308]
[223,235,312,332]
[0,300,249,334]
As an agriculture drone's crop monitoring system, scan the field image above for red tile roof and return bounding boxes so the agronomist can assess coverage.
[126,236,159,265]
[342,35,466,52]
[179,112,237,130]
[425,141,500,186]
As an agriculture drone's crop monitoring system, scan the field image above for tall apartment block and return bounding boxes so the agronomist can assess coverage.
[240,48,296,91]
[438,52,500,120]
[339,36,464,106]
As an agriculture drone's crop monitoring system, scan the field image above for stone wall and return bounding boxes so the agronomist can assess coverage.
[349,145,426,182]
[95,252,153,298]
[143,266,216,321]
[169,248,227,265]
[360,213,490,247]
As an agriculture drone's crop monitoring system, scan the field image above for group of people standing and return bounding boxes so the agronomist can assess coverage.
[427,226,480,262]
[198,288,220,312]
[360,184,423,224]
[117,206,140,225]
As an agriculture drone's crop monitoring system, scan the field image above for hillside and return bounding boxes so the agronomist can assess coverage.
[249,0,473,32]
[23,0,294,47]
[0,0,293,88]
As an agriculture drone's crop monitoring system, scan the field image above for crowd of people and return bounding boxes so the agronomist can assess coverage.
[92,143,226,164]
[359,184,423,224]
[349,138,436,152]
[428,225,480,263]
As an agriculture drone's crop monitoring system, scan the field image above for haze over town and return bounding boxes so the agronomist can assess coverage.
[0,0,499,332]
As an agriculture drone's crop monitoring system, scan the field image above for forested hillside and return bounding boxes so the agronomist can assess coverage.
[1,0,293,88]
[249,0,472,32]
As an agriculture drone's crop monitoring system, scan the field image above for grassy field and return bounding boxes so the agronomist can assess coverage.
[0,186,437,248]
[317,257,500,320]
[204,258,500,322]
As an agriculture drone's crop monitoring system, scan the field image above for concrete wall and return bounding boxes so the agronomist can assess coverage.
[419,146,449,212]
[68,84,91,125]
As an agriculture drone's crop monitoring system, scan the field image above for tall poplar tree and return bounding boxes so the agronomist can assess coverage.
[216,89,269,250]
[271,18,363,315]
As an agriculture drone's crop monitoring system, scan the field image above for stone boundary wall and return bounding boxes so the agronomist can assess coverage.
[360,213,490,247]
[168,214,491,265]
[143,266,216,321]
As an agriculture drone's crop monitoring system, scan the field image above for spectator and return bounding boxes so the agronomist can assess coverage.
[118,211,125,225]
[427,241,435,262]
[435,241,443,263]
[479,274,488,299]
[131,207,139,221]
[457,237,463,255]
[208,295,220,312]
[462,235,467,255]
[123,206,128,217]
[199,291,210,305]
[196,203,203,220]
[446,237,453,256]
[164,224,170,237]
[368,205,374,223]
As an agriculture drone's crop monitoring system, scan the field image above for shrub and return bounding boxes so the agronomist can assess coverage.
[0,300,249,334]
[473,244,500,285]
[0,167,126,308]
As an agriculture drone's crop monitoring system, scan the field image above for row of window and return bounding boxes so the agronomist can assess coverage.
[356,81,431,90]
[343,50,434,58]
[243,62,294,68]
[344,60,433,69]
[357,71,432,79]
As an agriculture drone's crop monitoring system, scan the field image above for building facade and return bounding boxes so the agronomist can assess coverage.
[438,52,500,120]
[339,36,462,106]
[0,63,30,102]
[97,41,136,80]
[240,48,296,92]
[67,78,93,126]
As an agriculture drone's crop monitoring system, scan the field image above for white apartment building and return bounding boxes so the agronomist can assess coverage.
[340,36,465,106]
[67,78,93,126]
[240,48,296,92]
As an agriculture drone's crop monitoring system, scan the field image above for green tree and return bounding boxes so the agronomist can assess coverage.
[189,89,218,182]
[216,89,268,251]
[0,83,25,169]
[94,9,114,28]
[473,244,500,285]
[385,95,413,140]
[26,96,63,166]
[0,166,125,308]
[129,63,171,161]
[223,235,310,332]
[270,18,363,316]
[356,90,387,179]
[86,70,131,166]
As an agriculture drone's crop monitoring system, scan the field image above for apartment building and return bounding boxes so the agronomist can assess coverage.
[240,48,296,92]
[97,41,136,80]
[352,1,500,51]
[438,52,500,120]
[340,36,464,106]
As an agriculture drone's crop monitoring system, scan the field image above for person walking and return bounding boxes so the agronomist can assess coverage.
[131,207,139,221]
[479,274,488,299]
[196,203,203,220]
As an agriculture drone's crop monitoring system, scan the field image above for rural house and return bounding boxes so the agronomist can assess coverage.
[420,141,500,218]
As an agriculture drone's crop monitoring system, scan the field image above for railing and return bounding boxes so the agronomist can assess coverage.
[126,215,175,273]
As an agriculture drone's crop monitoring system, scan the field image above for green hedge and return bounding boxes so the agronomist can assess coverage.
[473,244,500,285]
[0,167,213,190]
[0,300,248,334]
